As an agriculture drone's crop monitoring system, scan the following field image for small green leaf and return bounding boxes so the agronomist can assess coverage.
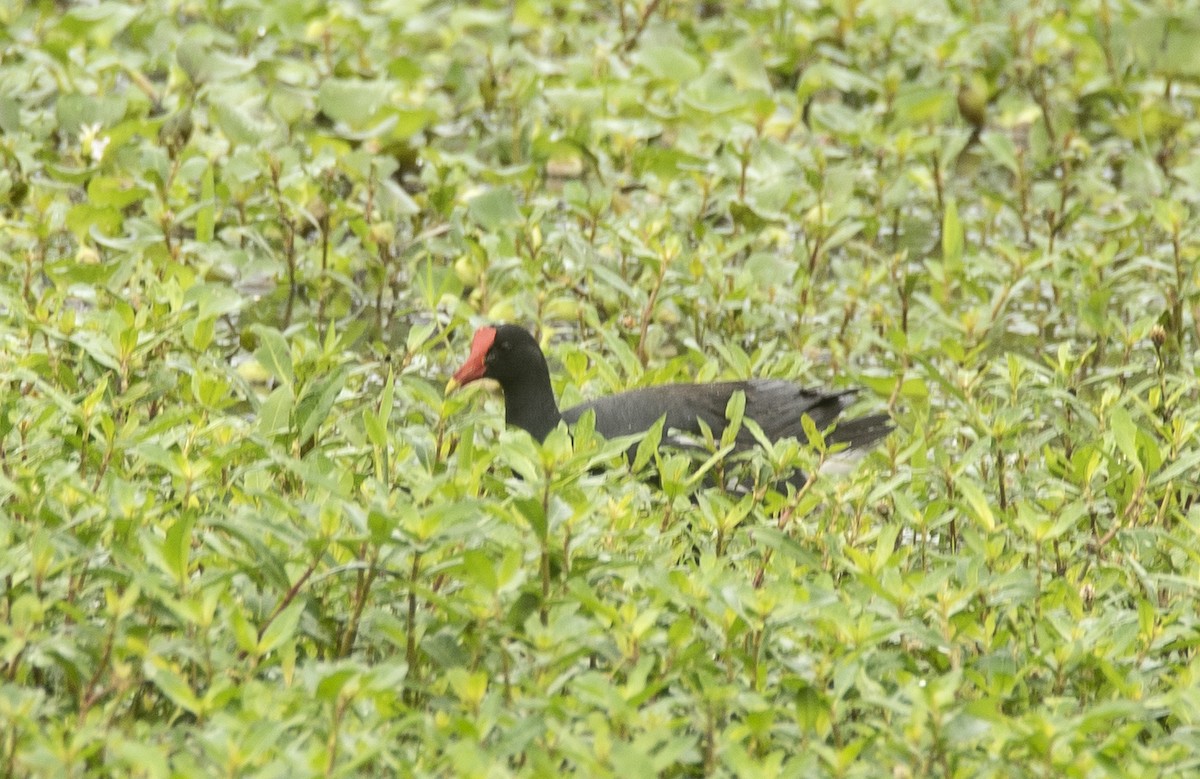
[801,413,825,452]
[258,601,304,656]
[295,367,348,444]
[230,605,258,654]
[981,132,1020,175]
[187,283,244,320]
[446,668,488,707]
[942,197,963,273]
[722,390,746,448]
[461,548,499,592]
[196,164,215,242]
[633,416,666,472]
[958,481,996,532]
[81,374,109,418]
[258,385,294,435]
[1109,406,1140,468]
[363,408,387,450]
[872,523,900,572]
[163,515,194,586]
[145,657,202,714]
[316,669,358,701]
[513,497,547,540]
[251,325,293,387]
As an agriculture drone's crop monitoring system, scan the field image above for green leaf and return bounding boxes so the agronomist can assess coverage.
[460,548,499,592]
[163,515,194,586]
[467,187,523,230]
[295,367,348,444]
[251,325,294,387]
[446,668,488,707]
[801,413,825,453]
[196,163,215,242]
[258,601,304,656]
[683,444,735,489]
[186,283,245,320]
[633,416,666,472]
[175,36,255,83]
[55,93,127,133]
[513,497,547,540]
[634,45,702,83]
[316,668,358,701]
[1109,406,1140,468]
[942,197,963,273]
[872,523,900,573]
[213,102,269,146]
[0,97,19,134]
[66,203,123,239]
[981,132,1020,175]
[721,390,746,448]
[892,85,952,126]
[958,481,996,532]
[378,369,396,421]
[144,657,202,714]
[258,385,294,435]
[363,407,387,450]
[230,606,258,654]
[317,78,389,127]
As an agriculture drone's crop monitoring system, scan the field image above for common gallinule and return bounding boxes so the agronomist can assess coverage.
[447,324,891,465]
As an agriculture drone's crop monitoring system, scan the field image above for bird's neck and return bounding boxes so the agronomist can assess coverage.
[501,361,562,442]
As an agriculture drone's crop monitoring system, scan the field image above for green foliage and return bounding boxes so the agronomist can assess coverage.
[2,0,1199,776]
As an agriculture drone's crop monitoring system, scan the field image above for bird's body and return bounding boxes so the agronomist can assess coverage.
[447,324,892,462]
[564,380,876,450]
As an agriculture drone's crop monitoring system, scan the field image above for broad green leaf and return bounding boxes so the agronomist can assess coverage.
[317,78,390,127]
[55,93,127,133]
[186,283,244,320]
[467,187,523,230]
[213,102,269,146]
[893,85,952,126]
[634,45,702,83]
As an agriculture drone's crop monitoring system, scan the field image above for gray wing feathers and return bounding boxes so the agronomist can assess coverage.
[561,380,866,449]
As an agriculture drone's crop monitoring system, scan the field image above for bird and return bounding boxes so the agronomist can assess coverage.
[446,324,891,478]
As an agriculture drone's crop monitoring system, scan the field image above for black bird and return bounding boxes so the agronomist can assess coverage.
[446,324,891,467]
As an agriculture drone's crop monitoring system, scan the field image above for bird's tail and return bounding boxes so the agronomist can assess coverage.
[826,412,893,450]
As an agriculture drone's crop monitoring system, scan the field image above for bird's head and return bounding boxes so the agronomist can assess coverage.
[446,324,545,393]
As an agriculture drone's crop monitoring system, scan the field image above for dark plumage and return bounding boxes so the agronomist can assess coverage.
[448,324,892,460]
